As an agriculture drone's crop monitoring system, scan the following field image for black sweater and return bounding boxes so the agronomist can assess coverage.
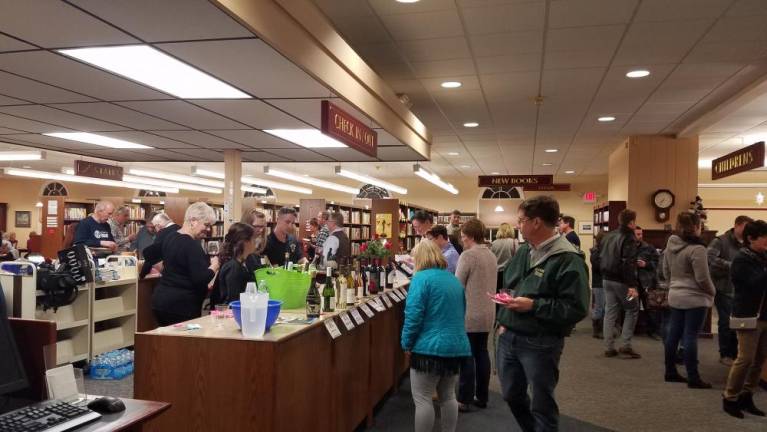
[151,233,214,318]
[73,216,114,247]
[730,248,767,320]
[210,259,253,305]
[139,224,180,278]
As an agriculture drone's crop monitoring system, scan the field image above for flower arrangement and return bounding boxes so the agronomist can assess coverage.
[359,234,393,259]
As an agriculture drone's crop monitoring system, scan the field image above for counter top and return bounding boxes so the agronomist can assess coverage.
[139,282,409,343]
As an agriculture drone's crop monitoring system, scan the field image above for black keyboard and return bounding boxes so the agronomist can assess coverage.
[0,400,101,432]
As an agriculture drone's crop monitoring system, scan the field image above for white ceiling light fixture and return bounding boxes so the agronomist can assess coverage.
[494,205,504,213]
[626,69,650,78]
[413,164,459,195]
[263,129,347,149]
[58,45,250,99]
[128,168,224,188]
[757,192,765,205]
[544,149,558,153]
[2,167,178,193]
[565,170,576,174]
[447,152,459,156]
[0,150,45,161]
[335,166,408,195]
[123,174,222,194]
[191,168,309,194]
[61,167,75,175]
[441,81,462,89]
[45,132,151,149]
[598,116,616,122]
[396,0,420,3]
[541,163,553,166]
[264,166,358,194]
[463,122,479,128]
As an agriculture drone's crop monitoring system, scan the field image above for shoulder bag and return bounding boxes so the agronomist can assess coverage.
[730,292,765,330]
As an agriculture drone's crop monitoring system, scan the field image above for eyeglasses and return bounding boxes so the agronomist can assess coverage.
[517,217,531,225]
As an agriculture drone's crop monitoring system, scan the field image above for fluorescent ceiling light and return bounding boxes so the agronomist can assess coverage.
[265,166,358,194]
[541,163,553,166]
[460,165,471,168]
[396,0,420,3]
[123,174,222,194]
[626,69,650,78]
[45,132,151,149]
[490,171,500,175]
[58,45,249,99]
[128,168,224,188]
[192,168,309,194]
[698,183,767,188]
[441,81,462,88]
[544,149,558,153]
[565,170,575,174]
[263,129,346,148]
[598,116,616,122]
[413,164,458,195]
[494,205,504,213]
[447,152,459,156]
[463,122,479,128]
[61,167,75,175]
[0,150,44,161]
[335,166,408,195]
[2,168,178,193]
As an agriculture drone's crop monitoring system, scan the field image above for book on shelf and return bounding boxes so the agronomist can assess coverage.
[361,211,370,225]
[64,207,88,220]
[125,205,146,220]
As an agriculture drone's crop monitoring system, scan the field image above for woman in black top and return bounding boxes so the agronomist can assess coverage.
[151,202,220,326]
[240,209,267,273]
[210,223,258,305]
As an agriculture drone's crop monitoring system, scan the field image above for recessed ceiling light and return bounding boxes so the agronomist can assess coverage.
[45,132,152,149]
[544,149,558,153]
[447,152,459,156]
[490,171,500,175]
[58,45,250,99]
[463,122,479,128]
[460,165,471,168]
[263,129,346,148]
[565,170,575,174]
[626,69,650,78]
[396,0,420,2]
[598,116,616,122]
[541,163,553,166]
[441,81,462,89]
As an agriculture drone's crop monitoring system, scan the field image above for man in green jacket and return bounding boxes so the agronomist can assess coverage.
[498,195,589,432]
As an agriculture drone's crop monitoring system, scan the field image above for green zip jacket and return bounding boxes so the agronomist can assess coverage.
[498,235,589,337]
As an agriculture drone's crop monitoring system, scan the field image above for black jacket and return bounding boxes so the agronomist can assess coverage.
[151,233,214,318]
[589,246,602,288]
[139,223,180,278]
[636,241,659,291]
[599,226,638,287]
[730,248,767,320]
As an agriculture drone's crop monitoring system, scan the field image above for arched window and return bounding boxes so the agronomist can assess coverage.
[244,187,276,199]
[138,190,167,197]
[42,182,68,196]
[481,186,521,199]
[357,184,389,199]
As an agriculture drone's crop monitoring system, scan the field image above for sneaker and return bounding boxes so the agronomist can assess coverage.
[618,347,642,359]
[604,349,618,358]
[687,378,712,389]
[664,374,688,383]
[719,357,734,367]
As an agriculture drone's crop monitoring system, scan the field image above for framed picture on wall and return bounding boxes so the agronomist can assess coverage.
[578,221,593,235]
[15,211,31,228]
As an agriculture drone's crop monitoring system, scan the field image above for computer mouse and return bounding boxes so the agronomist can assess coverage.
[87,396,126,414]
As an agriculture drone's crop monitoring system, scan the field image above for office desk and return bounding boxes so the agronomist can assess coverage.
[134,286,409,432]
[77,398,169,432]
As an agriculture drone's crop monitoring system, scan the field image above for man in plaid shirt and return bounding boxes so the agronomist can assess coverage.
[316,211,330,249]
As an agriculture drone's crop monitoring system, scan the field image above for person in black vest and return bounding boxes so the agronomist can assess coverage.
[322,212,350,265]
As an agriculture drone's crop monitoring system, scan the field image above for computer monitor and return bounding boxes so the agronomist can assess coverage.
[0,282,28,395]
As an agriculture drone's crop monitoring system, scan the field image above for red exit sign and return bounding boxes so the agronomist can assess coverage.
[583,192,597,203]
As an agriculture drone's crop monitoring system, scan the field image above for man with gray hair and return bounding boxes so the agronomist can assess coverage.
[74,200,117,252]
[322,212,350,265]
[132,212,158,259]
[109,205,137,252]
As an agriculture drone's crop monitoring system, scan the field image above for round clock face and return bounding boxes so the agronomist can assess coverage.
[654,191,673,209]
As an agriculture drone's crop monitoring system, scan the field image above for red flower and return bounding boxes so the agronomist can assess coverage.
[384,242,392,250]
[360,243,368,252]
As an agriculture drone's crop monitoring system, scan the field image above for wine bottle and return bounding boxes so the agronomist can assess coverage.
[283,251,290,269]
[306,271,321,319]
[386,261,395,289]
[353,259,363,299]
[378,259,387,291]
[369,259,379,295]
[362,258,370,295]
[322,266,335,313]
[336,264,347,310]
[346,261,356,306]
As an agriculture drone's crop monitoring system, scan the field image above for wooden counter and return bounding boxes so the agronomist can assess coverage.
[134,285,410,431]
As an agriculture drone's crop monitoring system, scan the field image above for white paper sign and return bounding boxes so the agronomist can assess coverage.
[360,303,375,317]
[368,299,384,312]
[47,200,58,215]
[350,308,365,325]
[388,290,402,303]
[374,298,387,311]
[45,364,78,401]
[339,312,355,331]
[397,290,407,300]
[324,318,342,339]
[382,294,393,308]
[399,288,408,297]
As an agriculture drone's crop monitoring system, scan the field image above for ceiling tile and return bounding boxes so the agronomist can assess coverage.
[205,130,301,149]
[470,31,543,57]
[331,15,391,44]
[399,38,472,62]
[194,100,308,129]
[0,34,35,52]
[685,40,767,63]
[0,94,27,105]
[547,25,625,53]
[49,102,186,130]
[704,16,767,43]
[0,105,128,132]
[242,152,291,162]
[274,149,334,162]
[549,0,638,28]
[376,146,427,161]
[544,50,612,69]
[0,70,95,104]
[475,53,541,74]
[171,148,225,161]
[116,100,247,129]
[0,51,171,100]
[613,20,712,65]
[726,0,767,17]
[312,148,378,162]
[635,0,731,22]
[2,133,100,149]
[151,130,249,149]
[70,0,253,42]
[410,59,476,78]
[96,131,199,149]
[157,39,330,98]
[0,0,137,48]
[460,2,545,35]
[368,0,455,16]
[0,114,74,133]
[379,10,464,41]
[0,127,25,134]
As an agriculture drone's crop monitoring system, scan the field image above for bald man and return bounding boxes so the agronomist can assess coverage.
[74,200,117,252]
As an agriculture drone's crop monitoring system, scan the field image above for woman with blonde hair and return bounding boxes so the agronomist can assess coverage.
[241,208,268,272]
[402,240,470,432]
[491,223,518,293]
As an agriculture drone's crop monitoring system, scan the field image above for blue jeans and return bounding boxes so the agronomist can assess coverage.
[497,330,564,432]
[592,287,605,320]
[714,292,738,358]
[664,307,707,380]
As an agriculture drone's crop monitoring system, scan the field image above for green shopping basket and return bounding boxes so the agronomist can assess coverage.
[253,267,312,309]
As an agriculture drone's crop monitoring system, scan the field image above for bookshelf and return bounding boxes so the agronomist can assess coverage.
[436,212,476,225]
[593,201,627,233]
[298,199,372,257]
[398,203,438,252]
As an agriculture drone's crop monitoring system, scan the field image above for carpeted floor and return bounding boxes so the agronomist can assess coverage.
[83,321,767,431]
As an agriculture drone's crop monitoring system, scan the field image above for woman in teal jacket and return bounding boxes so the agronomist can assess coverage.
[402,240,470,432]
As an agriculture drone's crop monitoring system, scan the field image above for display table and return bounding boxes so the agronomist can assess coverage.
[134,284,410,432]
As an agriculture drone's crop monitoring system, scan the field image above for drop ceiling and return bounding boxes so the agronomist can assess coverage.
[314,0,767,177]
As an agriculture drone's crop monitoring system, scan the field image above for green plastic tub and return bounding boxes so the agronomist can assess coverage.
[253,267,311,309]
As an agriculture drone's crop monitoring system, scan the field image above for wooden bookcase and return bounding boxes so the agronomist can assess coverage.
[593,201,627,233]
[300,199,372,257]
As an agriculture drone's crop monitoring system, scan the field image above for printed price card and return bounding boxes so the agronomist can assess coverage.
[382,294,393,308]
[324,318,342,339]
[350,308,365,325]
[339,312,355,331]
[360,303,375,317]
[388,290,402,303]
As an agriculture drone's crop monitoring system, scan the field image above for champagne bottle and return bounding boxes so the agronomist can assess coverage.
[336,264,347,311]
[306,271,321,319]
[353,259,364,299]
[322,266,335,313]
